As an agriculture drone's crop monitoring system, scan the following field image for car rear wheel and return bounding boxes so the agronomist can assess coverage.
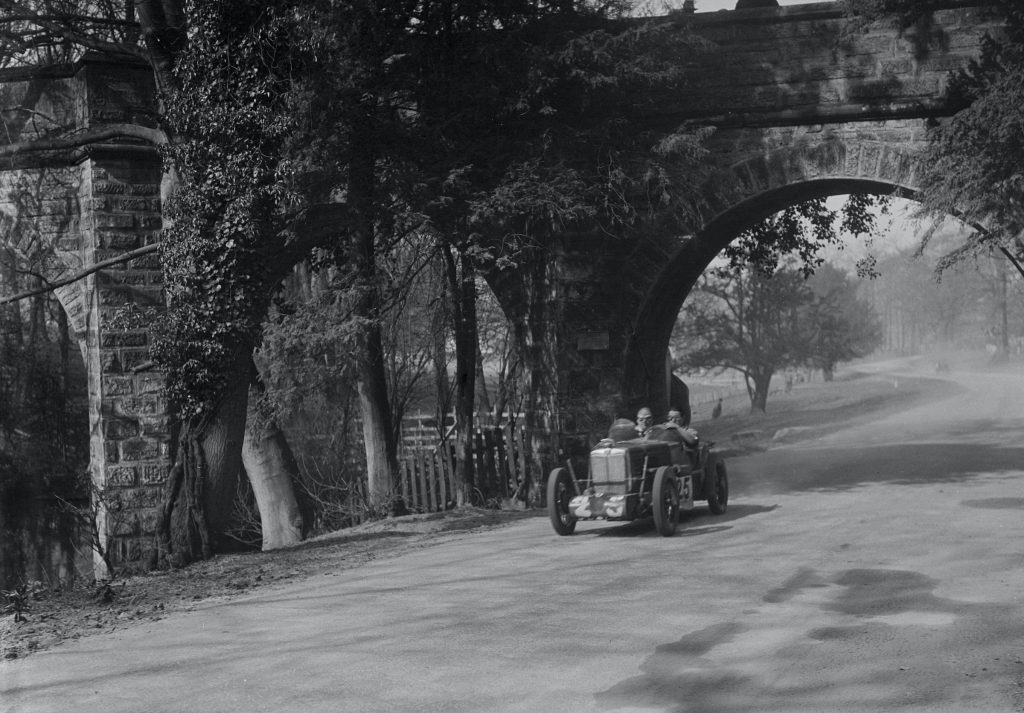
[652,466,680,536]
[547,468,577,535]
[706,456,729,515]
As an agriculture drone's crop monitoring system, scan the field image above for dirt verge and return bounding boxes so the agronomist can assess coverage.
[1,507,536,661]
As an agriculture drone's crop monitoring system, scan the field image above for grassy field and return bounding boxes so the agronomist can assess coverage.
[689,367,956,456]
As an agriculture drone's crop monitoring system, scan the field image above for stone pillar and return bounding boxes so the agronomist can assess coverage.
[493,239,638,491]
[81,152,170,575]
[74,56,171,576]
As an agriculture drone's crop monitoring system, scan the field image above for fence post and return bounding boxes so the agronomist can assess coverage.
[480,428,495,499]
[400,455,410,507]
[426,449,438,512]
[417,451,429,512]
[441,443,456,505]
[435,449,448,509]
[495,427,510,499]
[473,428,486,501]
[516,425,530,503]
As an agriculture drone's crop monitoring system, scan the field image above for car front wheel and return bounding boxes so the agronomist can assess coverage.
[652,466,680,536]
[547,467,577,535]
[706,455,729,515]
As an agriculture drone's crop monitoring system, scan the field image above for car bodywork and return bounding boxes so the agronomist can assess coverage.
[547,427,728,537]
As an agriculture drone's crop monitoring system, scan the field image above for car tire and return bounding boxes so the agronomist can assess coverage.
[652,466,680,536]
[706,455,729,515]
[547,467,577,535]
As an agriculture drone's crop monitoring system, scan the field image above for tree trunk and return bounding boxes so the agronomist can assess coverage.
[349,116,400,511]
[356,349,398,509]
[475,342,491,418]
[432,285,452,434]
[749,369,772,414]
[491,349,520,425]
[443,244,478,506]
[241,406,304,551]
[159,343,250,567]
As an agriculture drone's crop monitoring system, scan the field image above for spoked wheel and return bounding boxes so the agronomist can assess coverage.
[547,467,577,535]
[706,455,729,515]
[652,466,680,536]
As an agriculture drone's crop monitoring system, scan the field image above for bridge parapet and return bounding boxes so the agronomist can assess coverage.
[669,2,1003,126]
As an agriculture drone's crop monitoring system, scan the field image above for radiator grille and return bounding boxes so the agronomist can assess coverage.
[590,449,631,495]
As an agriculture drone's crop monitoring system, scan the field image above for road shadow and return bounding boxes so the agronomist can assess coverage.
[730,442,1024,497]
[961,497,1024,510]
[685,503,779,525]
[596,565,1024,713]
[578,503,776,538]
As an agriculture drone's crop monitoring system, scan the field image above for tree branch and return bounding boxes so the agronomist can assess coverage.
[3,202,354,305]
[0,123,166,159]
[0,0,143,59]
[134,0,187,95]
[0,243,160,305]
[268,202,352,277]
[1000,246,1024,280]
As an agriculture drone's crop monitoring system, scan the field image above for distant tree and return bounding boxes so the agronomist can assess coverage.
[674,263,811,413]
[863,235,1024,354]
[673,193,886,411]
[804,264,883,380]
[675,261,882,412]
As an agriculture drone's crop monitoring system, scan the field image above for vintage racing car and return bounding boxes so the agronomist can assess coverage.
[547,424,728,536]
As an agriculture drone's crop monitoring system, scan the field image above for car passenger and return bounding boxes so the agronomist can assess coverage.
[635,407,654,438]
[666,409,699,447]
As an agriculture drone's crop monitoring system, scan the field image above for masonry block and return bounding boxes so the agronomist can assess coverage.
[112,396,163,418]
[136,373,164,395]
[102,375,134,396]
[141,465,169,485]
[95,213,134,229]
[105,417,139,440]
[98,230,140,249]
[140,415,170,437]
[100,331,148,348]
[100,350,120,373]
[106,465,138,487]
[120,438,161,462]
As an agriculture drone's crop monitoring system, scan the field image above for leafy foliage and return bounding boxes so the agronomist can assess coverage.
[844,0,1024,275]
[422,12,713,256]
[724,194,887,279]
[916,2,1024,263]
[153,1,305,419]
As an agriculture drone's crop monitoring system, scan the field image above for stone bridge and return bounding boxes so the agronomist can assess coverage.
[496,1,1004,455]
[0,1,1004,573]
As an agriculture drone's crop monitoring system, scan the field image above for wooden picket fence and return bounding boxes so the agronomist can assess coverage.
[398,419,533,512]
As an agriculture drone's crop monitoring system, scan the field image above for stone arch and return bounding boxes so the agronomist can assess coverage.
[0,167,91,341]
[621,134,929,414]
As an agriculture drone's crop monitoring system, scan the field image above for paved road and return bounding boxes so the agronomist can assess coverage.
[4,366,1024,713]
